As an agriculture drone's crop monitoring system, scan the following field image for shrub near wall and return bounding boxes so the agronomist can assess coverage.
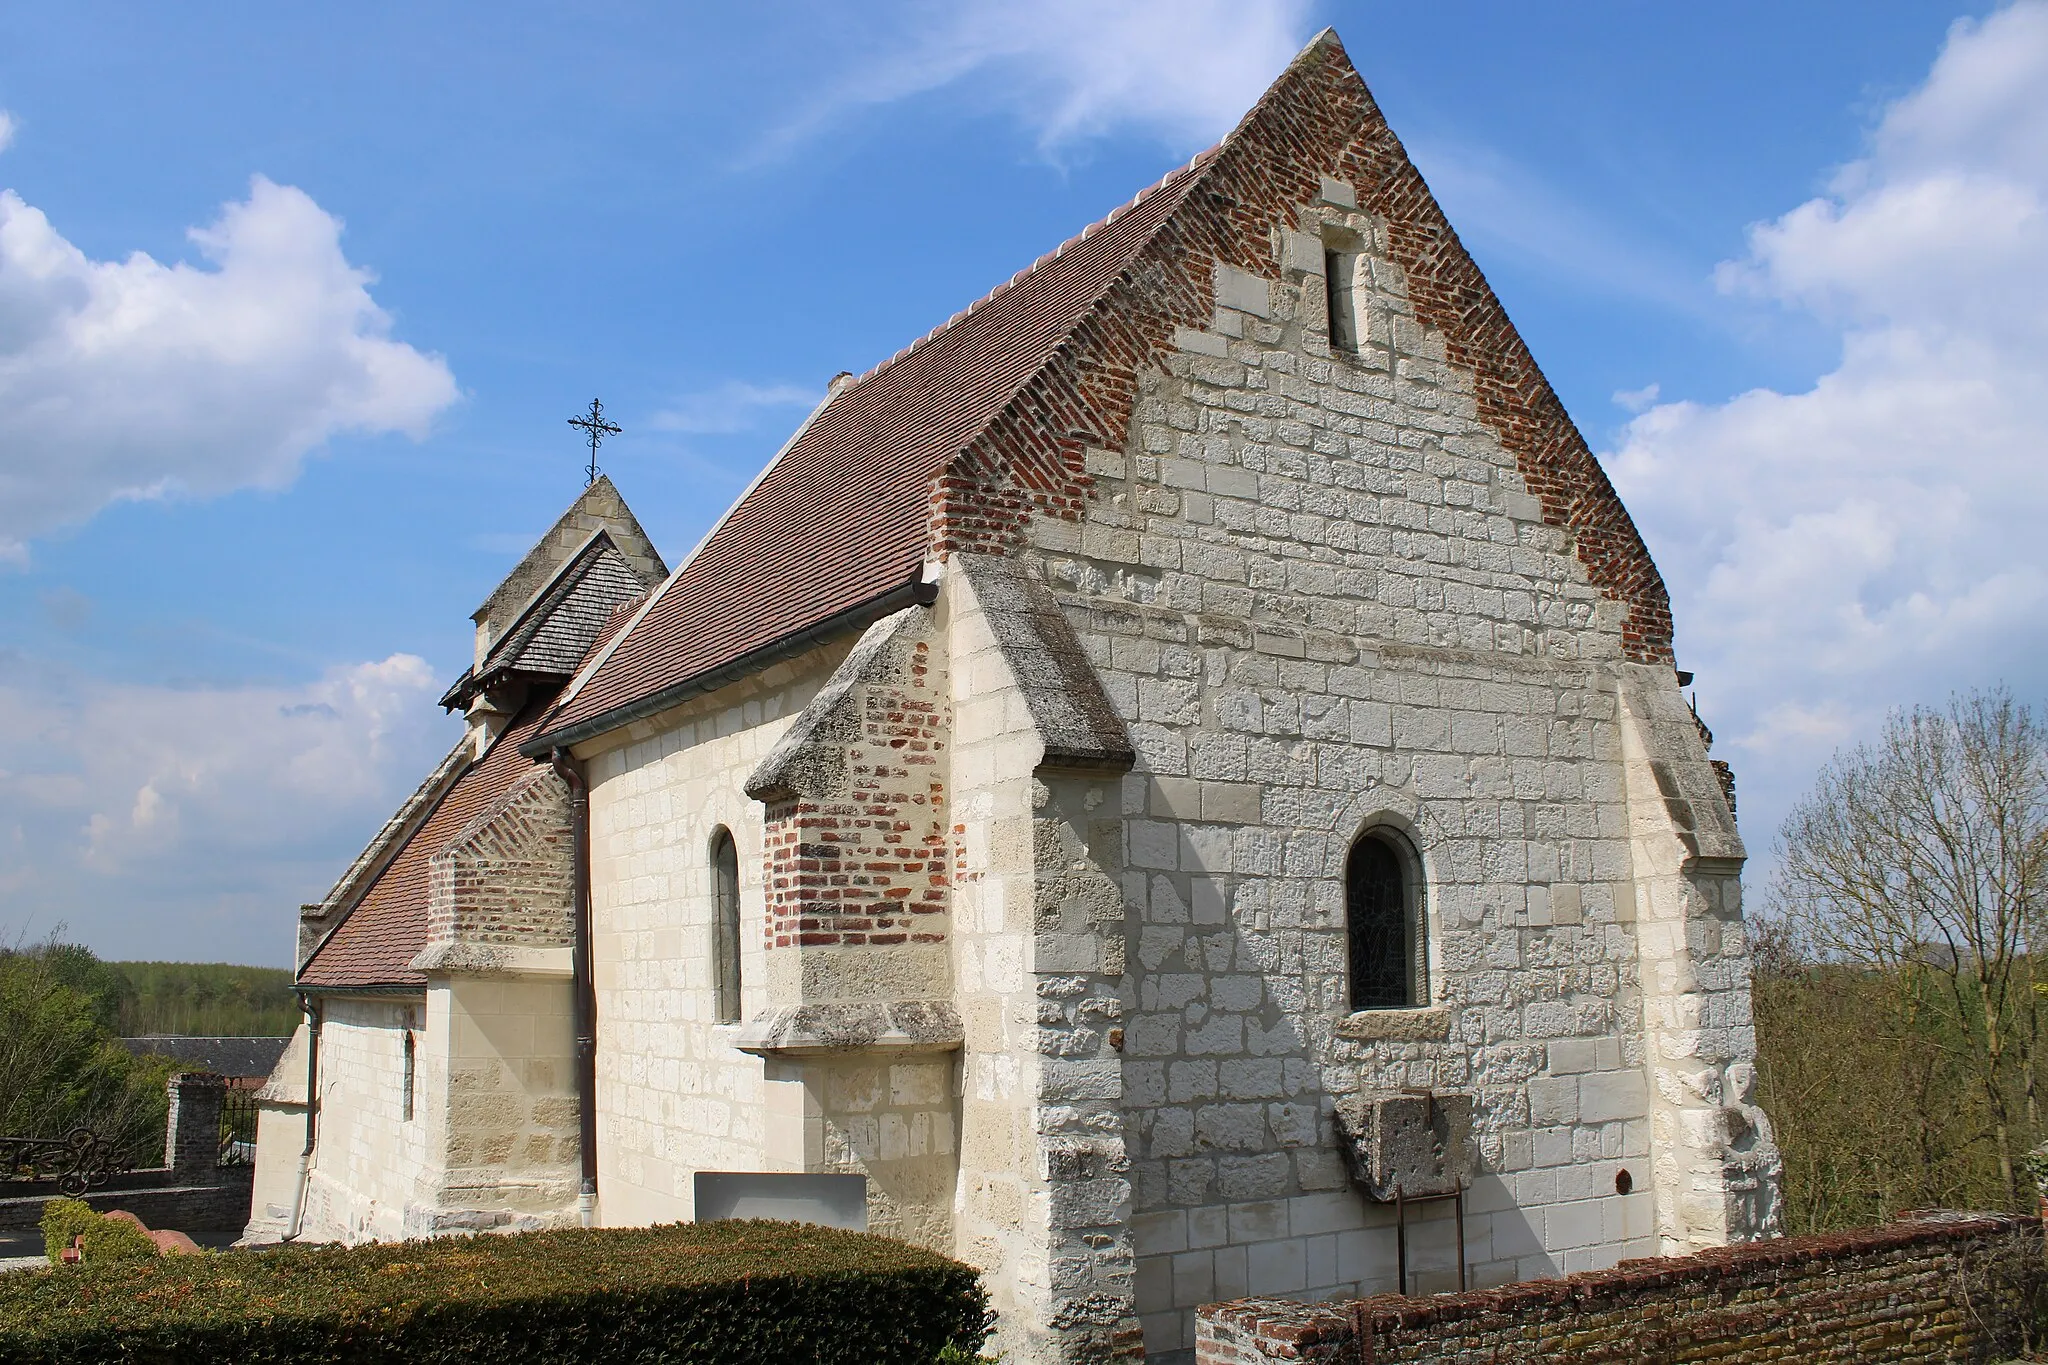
[38,1199,157,1265]
[0,1220,990,1365]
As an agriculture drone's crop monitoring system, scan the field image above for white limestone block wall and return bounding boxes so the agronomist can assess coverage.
[582,644,842,1224]
[430,973,581,1230]
[300,997,429,1243]
[1023,181,1756,1358]
[943,571,1062,1360]
[244,1023,310,1239]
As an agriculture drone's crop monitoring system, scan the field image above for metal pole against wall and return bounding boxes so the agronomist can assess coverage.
[1395,1186,1408,1296]
[1455,1185,1468,1291]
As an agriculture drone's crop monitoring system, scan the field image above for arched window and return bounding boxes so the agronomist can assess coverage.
[401,1028,416,1122]
[1347,831,1426,1010]
[712,827,742,1024]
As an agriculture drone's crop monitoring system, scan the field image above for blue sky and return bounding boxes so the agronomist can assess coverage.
[2,0,2036,964]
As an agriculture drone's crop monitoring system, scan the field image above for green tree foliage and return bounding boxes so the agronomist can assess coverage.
[1752,940,2024,1229]
[1761,686,2048,1227]
[104,960,297,1037]
[0,942,175,1165]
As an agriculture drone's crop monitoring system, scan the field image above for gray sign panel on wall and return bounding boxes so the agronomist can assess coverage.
[692,1171,868,1232]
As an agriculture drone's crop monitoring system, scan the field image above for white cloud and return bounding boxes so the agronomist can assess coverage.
[762,0,1314,160]
[0,653,456,961]
[0,175,458,560]
[0,111,16,156]
[1606,1,2048,857]
[648,380,819,435]
[1613,382,1661,414]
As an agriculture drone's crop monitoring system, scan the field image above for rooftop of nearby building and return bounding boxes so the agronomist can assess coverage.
[121,1035,292,1079]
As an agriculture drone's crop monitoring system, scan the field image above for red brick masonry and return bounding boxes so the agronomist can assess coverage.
[1198,1214,2040,1364]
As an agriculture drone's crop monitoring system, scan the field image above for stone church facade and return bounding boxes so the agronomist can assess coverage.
[249,30,1780,1365]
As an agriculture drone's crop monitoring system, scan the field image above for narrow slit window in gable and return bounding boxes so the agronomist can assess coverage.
[1325,250,1359,353]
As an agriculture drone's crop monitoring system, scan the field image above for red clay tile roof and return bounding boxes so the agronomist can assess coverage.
[535,153,1214,746]
[298,694,557,990]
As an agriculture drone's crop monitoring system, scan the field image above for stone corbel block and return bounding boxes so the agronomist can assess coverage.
[1333,1089,1474,1201]
[733,1001,964,1057]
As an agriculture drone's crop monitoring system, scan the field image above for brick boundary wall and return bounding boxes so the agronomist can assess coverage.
[1197,1214,2045,1364]
[0,1169,254,1234]
[0,1073,254,1236]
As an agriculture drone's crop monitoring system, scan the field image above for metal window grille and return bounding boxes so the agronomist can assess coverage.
[218,1085,259,1167]
[1348,835,1425,1009]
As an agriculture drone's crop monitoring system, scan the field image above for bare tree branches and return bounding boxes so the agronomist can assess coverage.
[1772,687,2048,1208]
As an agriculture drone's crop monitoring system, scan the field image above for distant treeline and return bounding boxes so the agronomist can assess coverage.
[2,943,298,1156]
[103,959,298,1038]
[1751,944,2033,1230]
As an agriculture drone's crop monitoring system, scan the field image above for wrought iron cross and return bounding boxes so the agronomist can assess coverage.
[567,398,622,486]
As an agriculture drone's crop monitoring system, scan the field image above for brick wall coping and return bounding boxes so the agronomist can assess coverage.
[1201,1213,2030,1352]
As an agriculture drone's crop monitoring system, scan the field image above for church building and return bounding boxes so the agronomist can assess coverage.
[248,30,1780,1365]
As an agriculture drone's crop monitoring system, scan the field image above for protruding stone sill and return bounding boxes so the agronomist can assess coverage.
[733,1002,964,1057]
[1333,1005,1451,1042]
[408,943,573,979]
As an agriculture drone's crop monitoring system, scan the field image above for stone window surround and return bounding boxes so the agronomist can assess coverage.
[400,1027,416,1123]
[1313,222,1373,362]
[1334,802,1440,1025]
[399,1004,419,1124]
[710,824,742,1025]
[1344,822,1428,1014]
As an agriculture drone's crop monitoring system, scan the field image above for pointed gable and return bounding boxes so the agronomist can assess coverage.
[537,28,1672,753]
[948,26,1674,663]
[472,475,666,668]
[299,479,667,990]
[441,529,656,711]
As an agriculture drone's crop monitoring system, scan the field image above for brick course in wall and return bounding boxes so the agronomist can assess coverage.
[758,636,949,951]
[424,765,574,952]
[753,626,950,949]
[1196,1214,2041,1364]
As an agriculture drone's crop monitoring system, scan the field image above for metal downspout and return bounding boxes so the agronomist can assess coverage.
[551,747,599,1226]
[282,992,322,1242]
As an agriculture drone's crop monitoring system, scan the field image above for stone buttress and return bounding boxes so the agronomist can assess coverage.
[943,555,1146,1365]
[740,604,963,1251]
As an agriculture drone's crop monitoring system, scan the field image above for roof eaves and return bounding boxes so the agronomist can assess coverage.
[524,572,937,758]
[296,983,430,999]
[436,667,475,712]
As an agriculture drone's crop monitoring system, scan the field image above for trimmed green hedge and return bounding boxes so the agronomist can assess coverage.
[0,1220,990,1364]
